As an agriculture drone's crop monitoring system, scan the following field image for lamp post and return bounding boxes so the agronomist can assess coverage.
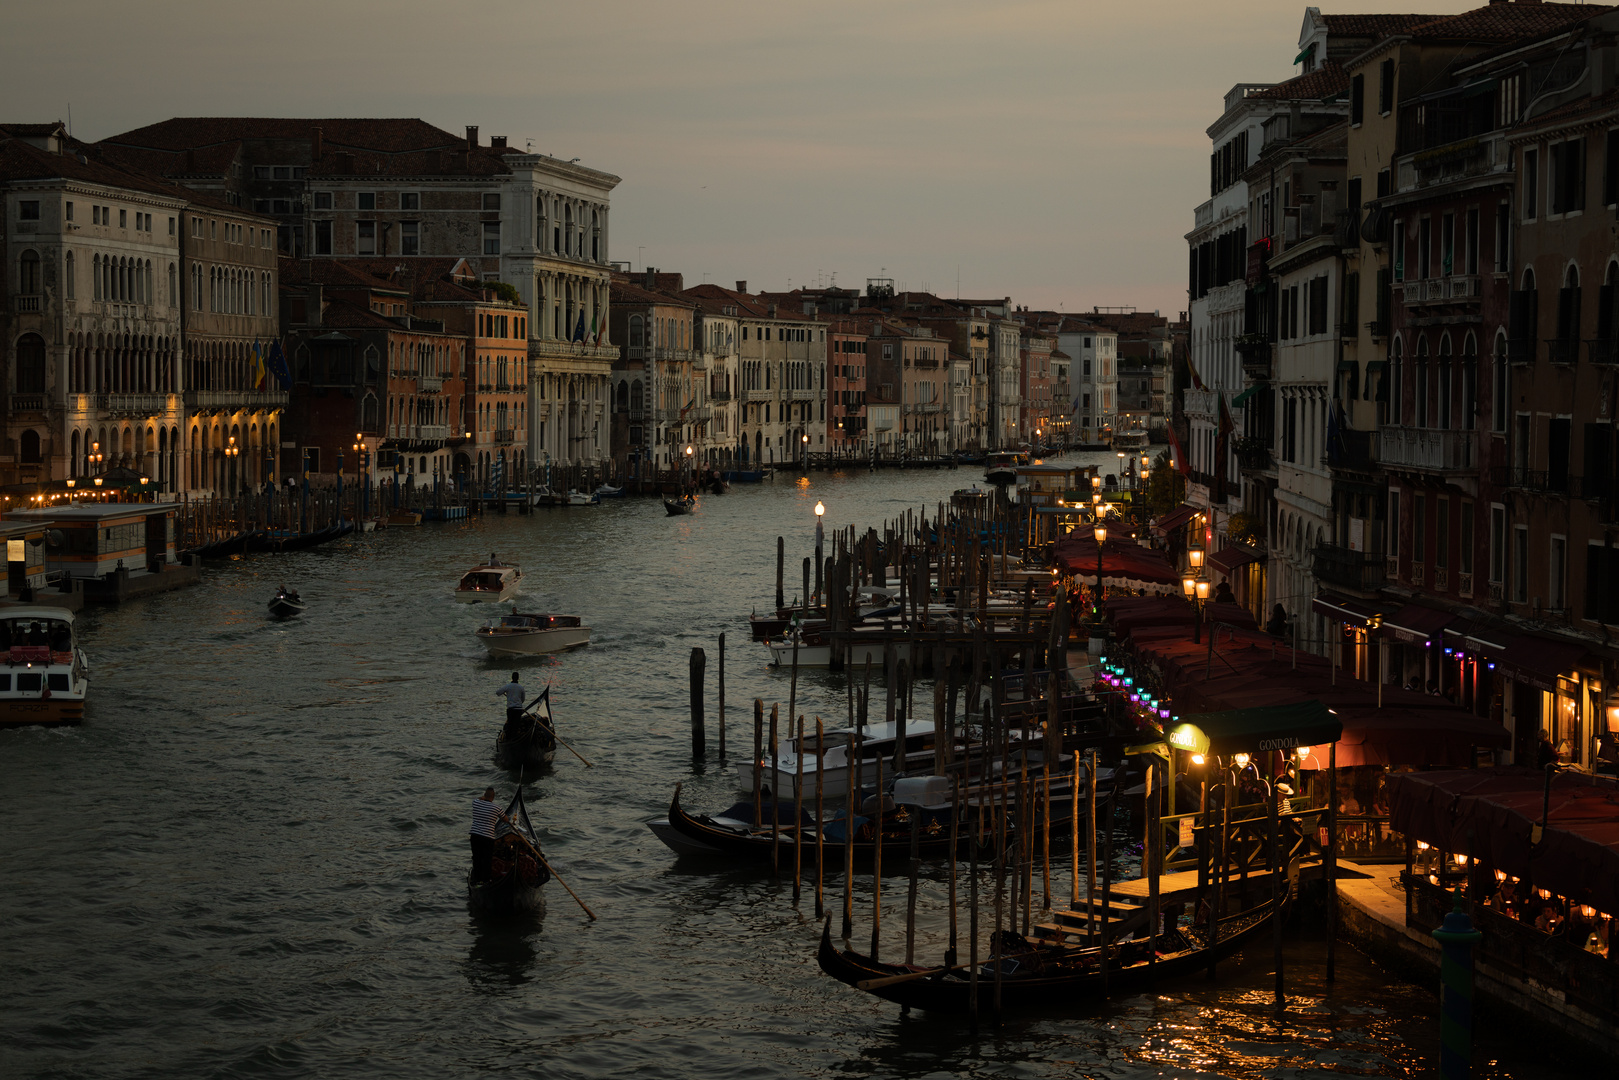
[801,432,809,474]
[1093,521,1108,618]
[90,441,102,476]
[684,443,694,495]
[225,436,239,495]
[814,500,825,605]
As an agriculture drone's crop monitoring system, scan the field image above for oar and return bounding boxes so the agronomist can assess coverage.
[523,694,593,768]
[532,849,597,921]
[856,956,980,990]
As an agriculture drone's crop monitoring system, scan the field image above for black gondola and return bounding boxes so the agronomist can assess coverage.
[467,786,551,914]
[816,872,1293,1012]
[650,784,963,865]
[664,496,695,516]
[494,687,558,771]
[267,587,306,618]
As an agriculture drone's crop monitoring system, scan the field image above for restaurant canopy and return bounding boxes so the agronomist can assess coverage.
[1388,768,1619,914]
[1054,537,1180,595]
[1168,700,1341,757]
[1151,504,1199,536]
[1206,545,1262,576]
[1102,595,1257,638]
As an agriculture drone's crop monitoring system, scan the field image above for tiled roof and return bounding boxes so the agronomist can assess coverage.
[0,122,68,138]
[1249,61,1350,100]
[1407,2,1613,42]
[1316,14,1444,38]
[0,132,268,219]
[1511,85,1619,130]
[105,117,470,154]
[610,280,694,308]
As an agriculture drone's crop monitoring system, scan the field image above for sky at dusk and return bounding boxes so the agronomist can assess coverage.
[5,0,1484,315]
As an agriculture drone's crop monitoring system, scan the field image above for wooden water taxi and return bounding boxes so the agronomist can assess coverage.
[455,560,523,604]
[0,608,89,728]
[476,611,591,656]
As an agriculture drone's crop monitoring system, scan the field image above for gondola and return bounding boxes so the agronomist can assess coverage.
[467,786,551,914]
[664,495,696,516]
[649,783,963,865]
[494,687,559,771]
[816,870,1294,1012]
[267,587,306,618]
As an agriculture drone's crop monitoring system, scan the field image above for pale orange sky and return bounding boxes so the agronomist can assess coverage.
[5,0,1485,315]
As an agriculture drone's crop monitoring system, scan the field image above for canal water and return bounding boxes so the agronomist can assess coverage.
[0,456,1574,1079]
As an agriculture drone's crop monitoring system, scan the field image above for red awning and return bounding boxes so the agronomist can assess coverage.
[1388,768,1619,914]
[1380,603,1457,646]
[1207,545,1261,575]
[1151,504,1199,536]
[1054,538,1180,593]
[1311,591,1384,628]
[1493,635,1590,694]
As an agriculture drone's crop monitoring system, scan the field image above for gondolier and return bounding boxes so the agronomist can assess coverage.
[469,787,509,882]
[495,672,525,725]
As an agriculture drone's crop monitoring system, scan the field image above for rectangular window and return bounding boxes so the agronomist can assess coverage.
[358,192,376,211]
[168,217,175,236]
[272,166,291,180]
[1351,73,1365,125]
[64,201,73,222]
[1513,524,1529,603]
[401,192,420,211]
[1418,217,1431,279]
[1605,129,1619,207]
[314,220,333,255]
[1549,138,1586,215]
[1550,535,1567,611]
[482,222,500,255]
[1389,490,1400,558]
[1490,505,1506,584]
[399,221,419,256]
[1436,496,1449,570]
[1459,501,1474,576]
[1523,148,1539,219]
[313,191,333,210]
[253,166,271,180]
[1495,201,1510,272]
[1378,58,1394,114]
[482,192,500,212]
[1377,168,1391,199]
[119,208,127,228]
[1465,207,1479,275]
[93,205,100,225]
[356,220,376,255]
[1413,493,1426,568]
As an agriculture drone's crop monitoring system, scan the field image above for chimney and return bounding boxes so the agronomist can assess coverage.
[466,126,479,150]
[735,280,747,293]
[307,283,324,328]
[645,267,656,289]
[491,136,507,150]
[312,126,323,159]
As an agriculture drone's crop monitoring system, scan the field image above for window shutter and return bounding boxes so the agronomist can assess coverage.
[1351,74,1365,125]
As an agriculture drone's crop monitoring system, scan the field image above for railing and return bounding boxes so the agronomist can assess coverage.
[1313,542,1388,591]
[14,294,41,314]
[1586,339,1619,365]
[1328,427,1377,471]
[1490,466,1579,496]
[11,395,44,412]
[1377,426,1474,473]
[494,429,515,444]
[1506,337,1536,364]
[418,374,443,393]
[1411,562,1425,586]
[1547,339,1579,365]
[184,390,288,409]
[710,389,732,402]
[98,393,172,416]
[1236,443,1273,471]
[743,389,772,402]
[1457,571,1473,598]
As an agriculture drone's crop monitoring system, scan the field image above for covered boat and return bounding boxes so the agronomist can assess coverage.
[455,560,523,603]
[0,608,89,728]
[467,786,551,914]
[477,611,591,656]
[494,686,560,771]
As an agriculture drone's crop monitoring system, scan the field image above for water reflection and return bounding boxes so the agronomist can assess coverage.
[463,911,546,994]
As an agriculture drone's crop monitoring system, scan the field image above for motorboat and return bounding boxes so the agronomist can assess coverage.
[763,624,912,668]
[0,607,89,728]
[267,587,306,618]
[387,508,423,526]
[594,484,625,498]
[455,561,523,603]
[566,489,599,506]
[735,718,941,803]
[1111,423,1151,454]
[984,451,1028,486]
[476,611,591,656]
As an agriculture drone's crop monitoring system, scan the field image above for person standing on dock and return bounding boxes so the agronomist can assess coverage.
[496,672,525,726]
[469,787,508,882]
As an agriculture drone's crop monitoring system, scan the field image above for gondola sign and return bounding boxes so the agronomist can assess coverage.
[1166,723,1209,755]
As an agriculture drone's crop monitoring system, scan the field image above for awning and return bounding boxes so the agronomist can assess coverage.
[1293,46,1314,65]
[1170,700,1341,757]
[1231,384,1262,407]
[1336,360,1356,371]
[1381,603,1456,646]
[1054,537,1181,594]
[1388,768,1619,914]
[1207,545,1262,575]
[1151,504,1199,536]
[1492,634,1590,694]
[1311,591,1383,628]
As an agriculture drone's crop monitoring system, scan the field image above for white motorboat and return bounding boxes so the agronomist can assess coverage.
[735,719,940,802]
[455,561,523,603]
[763,627,913,668]
[0,607,89,728]
[565,489,599,506]
[476,611,592,655]
[594,484,625,498]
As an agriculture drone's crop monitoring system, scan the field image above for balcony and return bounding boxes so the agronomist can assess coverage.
[14,294,41,314]
[1587,339,1619,365]
[418,374,443,393]
[494,428,515,444]
[743,388,772,403]
[1235,441,1273,472]
[1489,466,1579,496]
[417,424,451,441]
[1401,276,1481,307]
[710,389,732,402]
[10,394,44,413]
[1378,426,1475,475]
[97,393,173,417]
[1313,543,1388,593]
[185,389,288,411]
[1235,335,1271,380]
[1547,339,1579,365]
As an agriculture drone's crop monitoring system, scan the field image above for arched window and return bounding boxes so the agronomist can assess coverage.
[18,250,40,295]
[563,204,573,256]
[1414,334,1430,426]
[168,263,176,307]
[93,255,102,301]
[1437,332,1453,430]
[15,332,46,393]
[64,251,75,300]
[1555,264,1581,360]
[1460,332,1478,431]
[1492,331,1510,432]
[591,209,600,262]
[537,195,549,252]
[1385,335,1403,425]
[629,314,643,348]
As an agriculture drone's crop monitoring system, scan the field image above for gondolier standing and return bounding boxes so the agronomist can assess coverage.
[469,787,509,882]
[496,672,525,726]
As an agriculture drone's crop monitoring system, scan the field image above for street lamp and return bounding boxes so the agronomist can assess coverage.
[1093,521,1108,616]
[90,441,102,474]
[814,500,825,605]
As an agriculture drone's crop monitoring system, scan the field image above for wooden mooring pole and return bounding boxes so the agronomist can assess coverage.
[689,647,706,758]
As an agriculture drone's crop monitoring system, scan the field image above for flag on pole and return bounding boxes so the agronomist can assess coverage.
[266,340,291,389]
[252,339,267,390]
[678,396,696,420]
[1164,419,1191,478]
[572,309,586,343]
[1185,354,1207,392]
[595,307,608,345]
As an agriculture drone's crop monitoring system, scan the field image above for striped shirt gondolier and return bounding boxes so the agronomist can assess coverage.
[470,798,503,839]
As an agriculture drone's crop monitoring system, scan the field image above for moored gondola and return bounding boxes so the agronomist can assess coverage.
[494,686,559,771]
[816,870,1293,1012]
[467,786,551,914]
